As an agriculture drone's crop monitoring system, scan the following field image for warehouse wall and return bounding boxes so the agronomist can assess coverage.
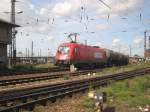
[0,23,12,44]
[0,44,8,69]
[0,22,14,69]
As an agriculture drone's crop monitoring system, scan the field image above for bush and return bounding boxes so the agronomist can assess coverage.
[100,74,150,107]
[83,97,95,108]
[11,64,35,71]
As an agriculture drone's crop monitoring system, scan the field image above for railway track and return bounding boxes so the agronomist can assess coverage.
[0,67,149,112]
[0,69,101,86]
[0,67,68,76]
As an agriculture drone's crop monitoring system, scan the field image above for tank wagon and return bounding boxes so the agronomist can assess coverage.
[55,42,129,69]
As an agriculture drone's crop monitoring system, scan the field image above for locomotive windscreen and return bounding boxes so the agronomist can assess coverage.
[58,46,70,54]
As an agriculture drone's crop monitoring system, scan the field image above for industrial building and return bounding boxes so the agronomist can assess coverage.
[145,49,150,61]
[145,49,150,57]
[0,19,19,69]
[144,31,150,61]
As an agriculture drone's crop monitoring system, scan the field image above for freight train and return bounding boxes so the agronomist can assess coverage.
[55,42,129,70]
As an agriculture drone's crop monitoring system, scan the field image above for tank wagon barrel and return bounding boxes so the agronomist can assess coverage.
[104,49,129,65]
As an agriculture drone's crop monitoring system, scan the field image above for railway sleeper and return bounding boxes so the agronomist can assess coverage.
[0,68,149,112]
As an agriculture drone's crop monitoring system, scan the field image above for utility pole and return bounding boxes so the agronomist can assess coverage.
[31,41,33,64]
[129,45,132,57]
[40,49,42,57]
[25,48,28,57]
[31,41,34,57]
[149,36,150,49]
[27,48,29,57]
[11,0,16,64]
[85,40,87,45]
[144,31,147,58]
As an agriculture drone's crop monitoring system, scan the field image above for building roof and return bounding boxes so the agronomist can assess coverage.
[0,18,20,27]
[145,49,150,51]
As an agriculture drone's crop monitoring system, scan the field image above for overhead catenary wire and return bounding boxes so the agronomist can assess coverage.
[0,0,110,32]
[1,1,149,38]
[98,0,111,9]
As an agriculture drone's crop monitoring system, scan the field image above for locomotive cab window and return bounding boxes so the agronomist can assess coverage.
[58,46,70,54]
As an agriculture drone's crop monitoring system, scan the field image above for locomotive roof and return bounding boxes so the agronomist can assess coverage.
[59,42,128,56]
[60,42,103,49]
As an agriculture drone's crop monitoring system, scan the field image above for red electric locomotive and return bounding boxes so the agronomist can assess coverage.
[55,42,107,67]
[55,33,129,70]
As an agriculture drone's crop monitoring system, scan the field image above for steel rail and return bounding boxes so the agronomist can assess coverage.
[0,67,68,76]
[0,67,149,112]
[0,69,100,86]
[0,68,149,98]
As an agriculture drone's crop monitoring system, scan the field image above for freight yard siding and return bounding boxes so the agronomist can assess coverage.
[0,19,19,69]
[12,56,55,64]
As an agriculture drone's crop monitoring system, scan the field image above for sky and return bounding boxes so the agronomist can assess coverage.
[0,0,150,57]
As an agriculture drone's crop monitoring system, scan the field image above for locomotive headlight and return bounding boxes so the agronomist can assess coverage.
[59,54,70,60]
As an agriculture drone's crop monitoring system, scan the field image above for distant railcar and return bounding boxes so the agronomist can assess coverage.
[55,42,129,69]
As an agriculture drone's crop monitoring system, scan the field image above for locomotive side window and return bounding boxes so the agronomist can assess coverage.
[94,52,103,58]
[58,46,70,54]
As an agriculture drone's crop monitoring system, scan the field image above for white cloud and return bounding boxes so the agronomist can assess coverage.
[29,4,35,10]
[0,0,141,31]
[0,0,142,23]
[0,0,11,21]
[134,37,143,45]
[50,0,141,19]
[94,42,103,47]
[95,24,110,30]
[112,38,120,46]
[112,38,129,55]
[11,0,52,34]
[52,0,81,18]
[47,36,54,41]
[88,0,141,18]
[22,23,51,34]
[0,0,10,11]
[148,20,150,24]
[52,2,72,17]
[94,41,110,48]
[38,24,49,32]
[110,38,130,54]
[40,8,47,15]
